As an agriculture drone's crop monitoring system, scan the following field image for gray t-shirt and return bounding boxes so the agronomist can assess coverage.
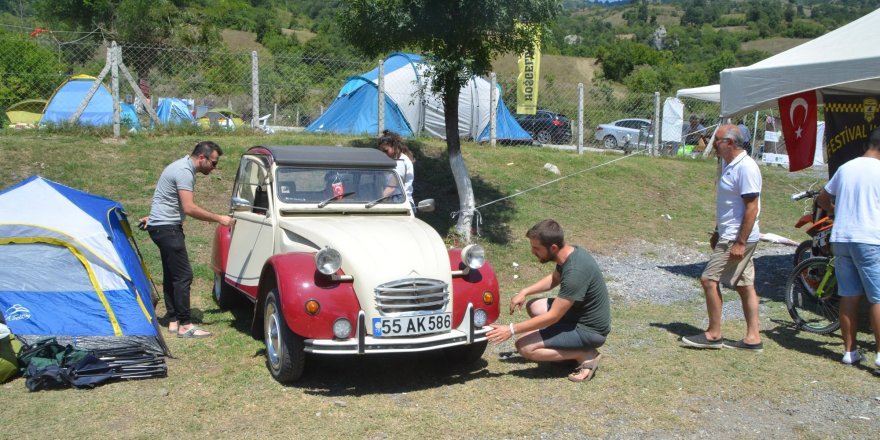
[148,155,195,226]
[555,246,611,336]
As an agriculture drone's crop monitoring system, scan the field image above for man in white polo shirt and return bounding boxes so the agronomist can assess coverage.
[683,124,764,352]
[817,127,880,370]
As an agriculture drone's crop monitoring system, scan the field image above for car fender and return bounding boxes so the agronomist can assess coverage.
[211,224,232,274]
[256,253,361,341]
[448,249,500,328]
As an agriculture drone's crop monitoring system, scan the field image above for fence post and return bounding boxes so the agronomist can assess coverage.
[490,72,497,147]
[111,42,120,138]
[578,83,584,154]
[251,51,259,129]
[378,60,385,136]
[653,91,660,156]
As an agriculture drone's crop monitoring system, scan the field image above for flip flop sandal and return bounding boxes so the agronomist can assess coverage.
[167,322,179,334]
[177,327,212,338]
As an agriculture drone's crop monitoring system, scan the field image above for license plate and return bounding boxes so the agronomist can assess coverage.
[372,313,452,337]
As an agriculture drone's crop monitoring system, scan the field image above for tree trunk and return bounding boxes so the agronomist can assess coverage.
[443,88,475,243]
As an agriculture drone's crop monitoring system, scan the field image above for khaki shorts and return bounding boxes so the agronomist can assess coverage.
[701,240,758,287]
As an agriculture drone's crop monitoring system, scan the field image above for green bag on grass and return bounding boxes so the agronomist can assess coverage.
[0,323,20,383]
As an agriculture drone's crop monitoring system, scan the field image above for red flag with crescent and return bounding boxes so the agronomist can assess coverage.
[778,90,818,172]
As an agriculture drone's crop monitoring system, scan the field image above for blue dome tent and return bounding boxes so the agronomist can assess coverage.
[307,53,532,143]
[40,75,141,129]
[0,176,167,356]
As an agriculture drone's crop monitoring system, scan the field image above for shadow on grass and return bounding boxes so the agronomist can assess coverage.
[291,351,503,396]
[657,253,793,304]
[348,138,515,245]
[764,320,876,372]
[649,322,703,338]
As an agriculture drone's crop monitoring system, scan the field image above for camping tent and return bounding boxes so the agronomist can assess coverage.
[5,99,47,128]
[306,52,532,142]
[40,75,141,128]
[198,107,245,130]
[0,176,167,356]
[720,8,880,117]
[156,97,196,126]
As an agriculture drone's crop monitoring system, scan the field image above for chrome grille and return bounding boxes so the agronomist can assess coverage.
[374,278,449,315]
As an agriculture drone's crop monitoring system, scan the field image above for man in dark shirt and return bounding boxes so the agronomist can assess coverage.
[487,219,610,382]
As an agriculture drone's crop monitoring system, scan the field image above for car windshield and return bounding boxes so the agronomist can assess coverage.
[276,167,405,205]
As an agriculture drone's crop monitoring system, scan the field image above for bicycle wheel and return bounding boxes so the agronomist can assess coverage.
[785,256,840,334]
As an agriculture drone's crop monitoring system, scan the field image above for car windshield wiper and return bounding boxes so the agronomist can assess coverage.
[317,191,356,208]
[365,194,398,208]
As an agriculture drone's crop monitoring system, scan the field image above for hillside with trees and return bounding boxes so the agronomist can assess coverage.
[1,0,879,120]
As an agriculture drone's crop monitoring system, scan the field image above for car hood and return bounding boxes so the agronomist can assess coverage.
[277,216,452,290]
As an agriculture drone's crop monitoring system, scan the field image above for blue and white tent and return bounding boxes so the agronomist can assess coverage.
[155,97,196,126]
[307,53,532,143]
[40,74,140,128]
[0,176,167,355]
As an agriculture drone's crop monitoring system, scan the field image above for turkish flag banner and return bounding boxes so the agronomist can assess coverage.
[778,90,818,172]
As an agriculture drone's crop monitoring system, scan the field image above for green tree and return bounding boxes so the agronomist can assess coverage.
[0,31,66,121]
[341,0,560,240]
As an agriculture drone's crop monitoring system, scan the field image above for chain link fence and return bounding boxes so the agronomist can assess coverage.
[2,29,784,157]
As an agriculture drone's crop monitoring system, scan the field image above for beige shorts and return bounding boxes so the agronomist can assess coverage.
[701,240,758,287]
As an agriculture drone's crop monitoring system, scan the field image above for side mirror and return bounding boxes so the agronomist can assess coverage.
[231,197,253,212]
[417,198,435,213]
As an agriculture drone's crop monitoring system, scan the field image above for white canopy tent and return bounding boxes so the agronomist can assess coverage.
[720,8,880,117]
[676,84,720,103]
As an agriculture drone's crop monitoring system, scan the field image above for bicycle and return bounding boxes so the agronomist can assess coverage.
[784,255,840,334]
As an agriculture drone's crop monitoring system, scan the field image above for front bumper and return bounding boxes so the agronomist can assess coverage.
[304,303,489,355]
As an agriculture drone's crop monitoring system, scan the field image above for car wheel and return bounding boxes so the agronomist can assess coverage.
[213,272,243,310]
[603,135,618,149]
[535,129,552,144]
[442,340,487,365]
[264,288,305,383]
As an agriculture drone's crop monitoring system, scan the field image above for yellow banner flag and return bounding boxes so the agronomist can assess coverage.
[517,31,541,115]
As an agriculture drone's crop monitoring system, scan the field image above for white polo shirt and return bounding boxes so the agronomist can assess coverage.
[717,151,762,242]
[824,156,880,245]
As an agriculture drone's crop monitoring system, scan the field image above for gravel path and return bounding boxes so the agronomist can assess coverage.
[590,240,880,438]
[597,238,795,310]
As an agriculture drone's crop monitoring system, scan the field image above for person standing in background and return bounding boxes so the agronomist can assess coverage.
[817,127,880,370]
[378,130,415,211]
[683,124,763,352]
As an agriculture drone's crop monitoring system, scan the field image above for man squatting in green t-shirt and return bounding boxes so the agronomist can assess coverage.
[487,219,611,382]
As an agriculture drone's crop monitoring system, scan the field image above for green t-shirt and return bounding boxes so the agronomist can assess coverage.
[555,246,611,336]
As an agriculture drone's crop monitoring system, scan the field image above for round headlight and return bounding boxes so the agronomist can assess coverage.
[461,244,485,270]
[333,318,352,339]
[473,309,488,327]
[315,247,342,275]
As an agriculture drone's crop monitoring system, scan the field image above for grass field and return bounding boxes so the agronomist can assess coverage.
[1,131,876,438]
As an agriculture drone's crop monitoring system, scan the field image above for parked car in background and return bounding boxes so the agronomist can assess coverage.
[514,110,572,144]
[594,118,652,150]
[212,145,500,383]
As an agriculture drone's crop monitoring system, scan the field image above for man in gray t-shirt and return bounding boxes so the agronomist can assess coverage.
[487,219,610,382]
[145,141,234,339]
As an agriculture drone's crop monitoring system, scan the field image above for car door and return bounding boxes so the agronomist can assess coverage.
[225,155,275,294]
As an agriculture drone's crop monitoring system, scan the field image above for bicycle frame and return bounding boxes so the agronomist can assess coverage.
[814,257,836,299]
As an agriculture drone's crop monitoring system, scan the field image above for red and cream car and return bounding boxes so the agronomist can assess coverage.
[212,145,500,383]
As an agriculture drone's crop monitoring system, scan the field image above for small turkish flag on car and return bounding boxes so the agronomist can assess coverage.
[332,182,344,199]
[778,90,818,172]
